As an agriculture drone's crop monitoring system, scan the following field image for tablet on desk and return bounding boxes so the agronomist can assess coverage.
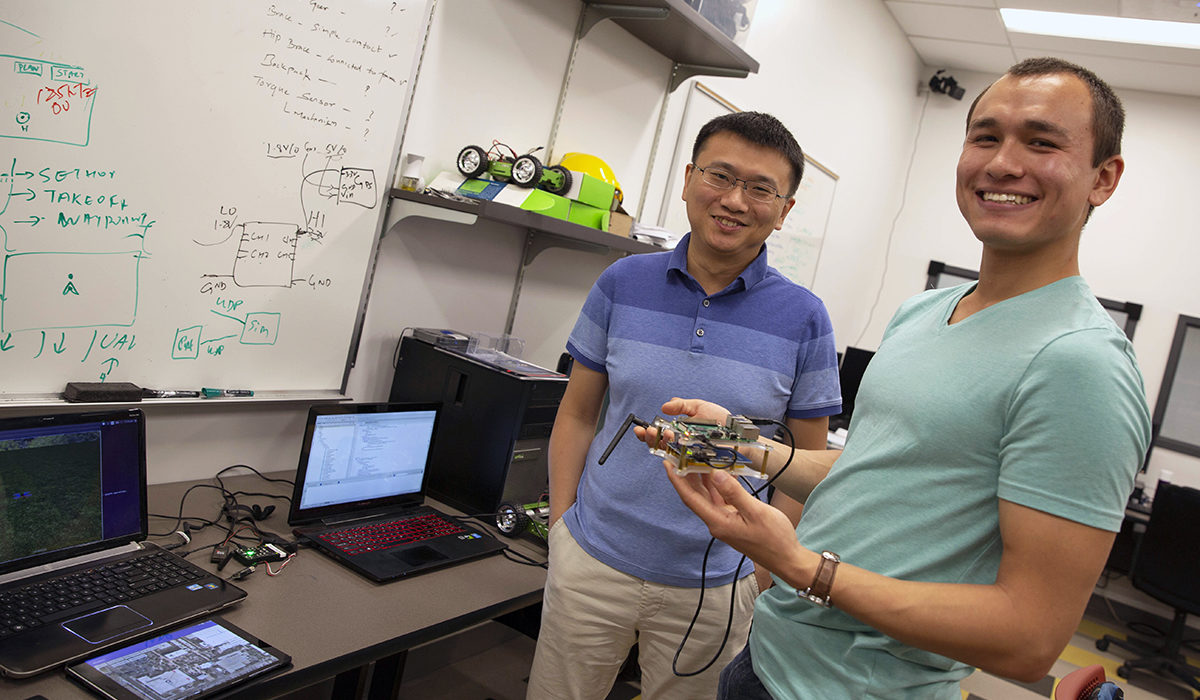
[65,617,290,700]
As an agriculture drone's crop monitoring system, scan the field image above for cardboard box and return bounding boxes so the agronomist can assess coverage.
[608,211,633,238]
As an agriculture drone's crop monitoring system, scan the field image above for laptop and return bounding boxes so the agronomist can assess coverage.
[0,408,246,678]
[287,402,507,583]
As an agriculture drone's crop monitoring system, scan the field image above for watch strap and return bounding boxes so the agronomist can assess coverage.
[799,550,840,607]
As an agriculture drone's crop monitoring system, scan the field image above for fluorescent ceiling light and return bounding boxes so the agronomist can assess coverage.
[1000,8,1200,50]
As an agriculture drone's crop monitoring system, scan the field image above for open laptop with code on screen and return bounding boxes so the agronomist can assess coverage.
[287,402,506,583]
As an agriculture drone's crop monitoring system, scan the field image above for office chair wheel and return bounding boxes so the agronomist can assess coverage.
[1116,663,1131,679]
[496,502,531,537]
[1095,637,1111,651]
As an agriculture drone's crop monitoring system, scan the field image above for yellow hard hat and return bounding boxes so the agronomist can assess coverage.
[557,152,624,205]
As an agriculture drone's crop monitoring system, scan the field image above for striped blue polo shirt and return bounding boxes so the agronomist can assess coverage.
[562,233,841,586]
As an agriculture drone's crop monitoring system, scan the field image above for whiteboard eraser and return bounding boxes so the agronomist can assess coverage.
[63,382,143,402]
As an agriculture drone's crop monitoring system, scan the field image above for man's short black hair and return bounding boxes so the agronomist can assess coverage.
[692,111,805,197]
[966,57,1125,167]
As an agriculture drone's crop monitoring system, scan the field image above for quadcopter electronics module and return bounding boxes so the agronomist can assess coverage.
[602,413,771,478]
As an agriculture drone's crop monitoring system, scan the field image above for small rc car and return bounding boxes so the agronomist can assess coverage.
[495,500,550,541]
[456,141,572,195]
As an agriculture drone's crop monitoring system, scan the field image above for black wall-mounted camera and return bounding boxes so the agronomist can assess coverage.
[930,70,965,100]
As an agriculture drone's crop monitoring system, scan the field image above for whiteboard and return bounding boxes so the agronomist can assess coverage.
[768,154,837,288]
[657,82,837,288]
[0,0,427,397]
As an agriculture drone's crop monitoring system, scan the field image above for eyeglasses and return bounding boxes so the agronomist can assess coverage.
[692,165,785,203]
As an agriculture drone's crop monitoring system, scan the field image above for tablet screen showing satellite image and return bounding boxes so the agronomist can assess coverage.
[67,618,289,700]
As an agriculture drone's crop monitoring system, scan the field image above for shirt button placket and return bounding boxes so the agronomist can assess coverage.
[693,298,710,350]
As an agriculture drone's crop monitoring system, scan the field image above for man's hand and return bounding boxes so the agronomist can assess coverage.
[661,397,731,423]
[632,397,732,447]
[663,464,803,572]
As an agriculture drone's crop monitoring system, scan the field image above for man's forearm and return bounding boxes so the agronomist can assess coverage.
[547,419,593,526]
[751,440,839,503]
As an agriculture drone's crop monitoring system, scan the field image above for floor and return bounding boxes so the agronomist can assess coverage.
[388,572,1200,700]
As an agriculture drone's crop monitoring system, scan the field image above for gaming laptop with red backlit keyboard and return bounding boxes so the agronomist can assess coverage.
[287,403,506,583]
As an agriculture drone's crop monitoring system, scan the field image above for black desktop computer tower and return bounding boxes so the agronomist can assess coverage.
[389,334,568,516]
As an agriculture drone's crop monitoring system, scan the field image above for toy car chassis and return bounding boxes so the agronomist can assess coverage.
[456,143,572,195]
[495,500,549,541]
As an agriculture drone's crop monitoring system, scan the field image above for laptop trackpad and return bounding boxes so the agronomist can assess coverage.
[63,605,153,644]
[392,545,448,567]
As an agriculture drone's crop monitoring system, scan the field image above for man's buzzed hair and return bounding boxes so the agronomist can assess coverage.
[966,57,1125,167]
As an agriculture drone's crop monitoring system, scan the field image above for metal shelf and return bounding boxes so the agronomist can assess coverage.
[580,0,758,90]
[388,188,663,334]
[388,189,661,261]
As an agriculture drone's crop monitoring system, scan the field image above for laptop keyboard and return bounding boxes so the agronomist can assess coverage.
[319,513,466,556]
[0,550,206,639]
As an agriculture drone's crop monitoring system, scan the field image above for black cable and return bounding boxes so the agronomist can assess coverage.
[670,417,796,678]
[502,549,547,568]
[672,539,748,677]
[213,464,293,488]
[147,482,229,536]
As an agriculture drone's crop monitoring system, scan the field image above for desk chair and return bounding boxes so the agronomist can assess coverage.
[1095,481,1200,692]
[1053,664,1123,699]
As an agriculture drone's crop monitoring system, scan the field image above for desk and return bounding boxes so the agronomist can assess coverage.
[0,470,547,699]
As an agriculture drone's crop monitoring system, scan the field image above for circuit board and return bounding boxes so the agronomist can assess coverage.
[646,415,770,478]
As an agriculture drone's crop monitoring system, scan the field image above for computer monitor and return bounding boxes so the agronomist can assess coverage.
[829,346,875,432]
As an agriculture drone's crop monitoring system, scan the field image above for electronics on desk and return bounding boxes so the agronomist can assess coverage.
[65,616,290,700]
[0,409,246,679]
[287,402,507,583]
[390,332,567,517]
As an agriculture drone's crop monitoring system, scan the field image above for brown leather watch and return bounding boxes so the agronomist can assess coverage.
[799,550,840,607]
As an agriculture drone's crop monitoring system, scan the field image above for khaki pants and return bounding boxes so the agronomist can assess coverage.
[527,521,759,700]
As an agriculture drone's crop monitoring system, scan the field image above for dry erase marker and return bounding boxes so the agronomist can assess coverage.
[201,388,254,398]
[143,389,202,399]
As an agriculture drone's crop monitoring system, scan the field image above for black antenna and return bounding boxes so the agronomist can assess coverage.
[598,413,649,465]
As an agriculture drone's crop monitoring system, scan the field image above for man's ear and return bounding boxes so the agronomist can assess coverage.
[1088,154,1124,208]
[774,197,797,230]
[681,162,695,203]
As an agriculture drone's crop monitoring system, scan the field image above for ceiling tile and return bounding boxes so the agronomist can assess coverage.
[888,0,1200,97]
[1011,47,1200,96]
[889,0,997,7]
[1009,31,1200,66]
[998,0,1123,16]
[885,2,1010,44]
[910,36,1018,72]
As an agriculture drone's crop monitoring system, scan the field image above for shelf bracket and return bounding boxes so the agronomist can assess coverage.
[581,4,670,37]
[523,231,606,266]
[669,62,749,92]
[505,230,610,336]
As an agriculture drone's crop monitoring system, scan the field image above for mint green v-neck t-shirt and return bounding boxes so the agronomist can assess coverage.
[751,277,1151,699]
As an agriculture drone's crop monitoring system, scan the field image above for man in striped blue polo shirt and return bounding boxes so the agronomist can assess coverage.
[527,112,841,699]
